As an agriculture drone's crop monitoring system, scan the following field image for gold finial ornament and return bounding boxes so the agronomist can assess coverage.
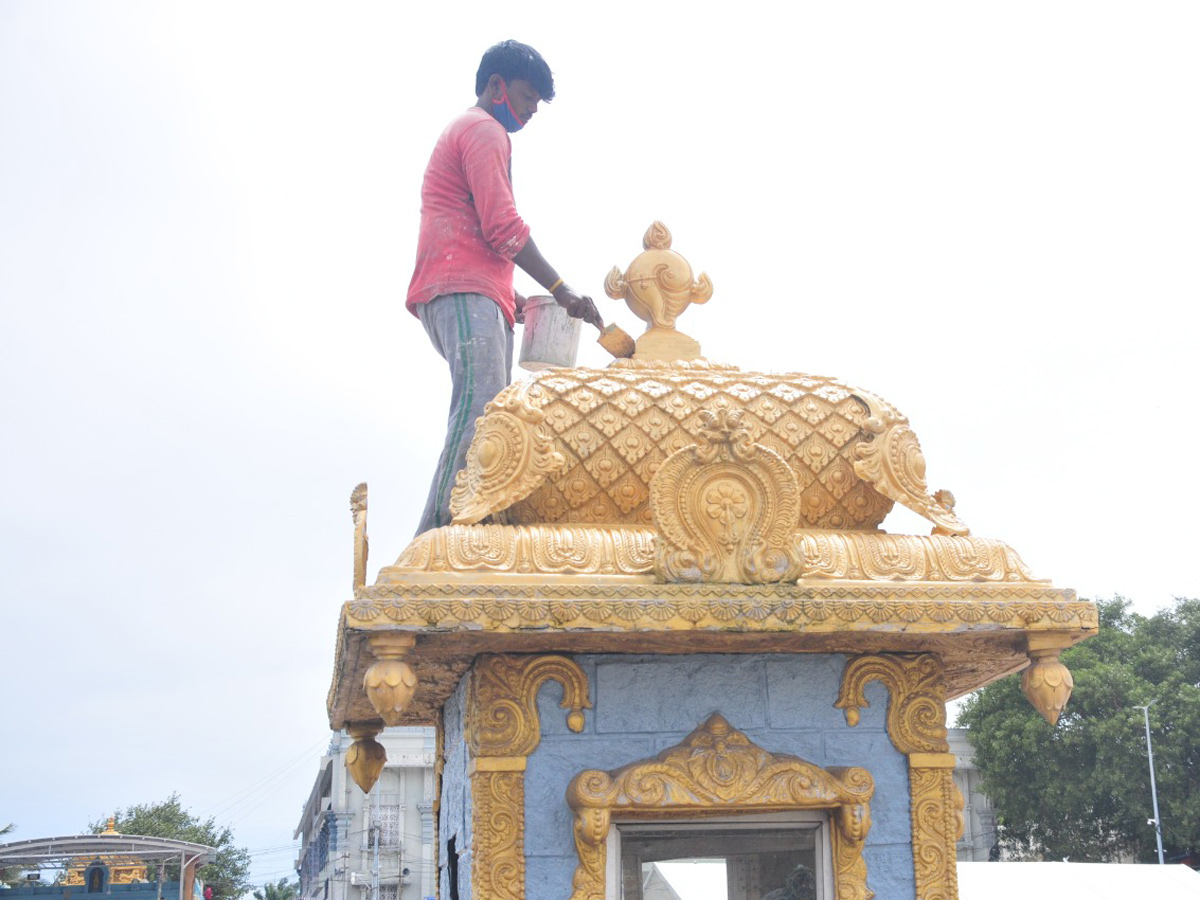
[345,723,387,793]
[363,633,419,725]
[1021,646,1075,724]
[604,221,712,361]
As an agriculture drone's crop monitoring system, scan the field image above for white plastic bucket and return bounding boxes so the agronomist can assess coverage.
[518,295,582,371]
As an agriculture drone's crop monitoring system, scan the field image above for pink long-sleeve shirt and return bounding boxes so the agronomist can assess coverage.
[405,107,531,326]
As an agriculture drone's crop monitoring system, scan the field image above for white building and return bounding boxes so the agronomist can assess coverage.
[295,729,437,900]
[949,727,997,862]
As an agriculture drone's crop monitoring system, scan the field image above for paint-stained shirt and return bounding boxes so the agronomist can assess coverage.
[406,107,531,326]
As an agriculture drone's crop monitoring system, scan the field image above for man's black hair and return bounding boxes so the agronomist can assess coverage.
[475,40,555,102]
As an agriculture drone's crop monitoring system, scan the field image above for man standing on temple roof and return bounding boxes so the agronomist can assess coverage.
[406,39,603,536]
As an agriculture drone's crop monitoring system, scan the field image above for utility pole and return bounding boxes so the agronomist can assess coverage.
[1135,702,1165,864]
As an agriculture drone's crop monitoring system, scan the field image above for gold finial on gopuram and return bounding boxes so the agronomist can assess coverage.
[604,221,713,361]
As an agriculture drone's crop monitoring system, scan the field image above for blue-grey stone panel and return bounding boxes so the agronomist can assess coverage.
[438,652,917,900]
[593,654,769,732]
[439,673,472,900]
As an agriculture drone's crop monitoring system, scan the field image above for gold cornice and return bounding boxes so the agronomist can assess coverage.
[380,525,1047,585]
[349,585,1090,633]
[566,714,875,900]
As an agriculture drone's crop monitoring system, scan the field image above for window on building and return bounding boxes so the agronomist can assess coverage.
[612,815,831,900]
[370,805,402,849]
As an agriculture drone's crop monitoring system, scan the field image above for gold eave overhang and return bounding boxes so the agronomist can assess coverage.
[327,526,1095,730]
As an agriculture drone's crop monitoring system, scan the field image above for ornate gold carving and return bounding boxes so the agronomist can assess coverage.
[470,769,525,900]
[351,482,368,591]
[363,633,418,725]
[909,767,961,900]
[836,653,948,754]
[838,655,957,900]
[1021,645,1075,725]
[444,364,974,536]
[352,581,1091,636]
[381,525,1047,587]
[450,385,567,525]
[604,221,713,361]
[384,524,656,580]
[462,654,591,900]
[468,654,590,758]
[566,714,875,900]
[851,391,969,536]
[650,408,802,583]
[345,722,387,793]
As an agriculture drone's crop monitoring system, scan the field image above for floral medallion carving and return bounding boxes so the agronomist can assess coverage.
[650,408,802,583]
[566,714,874,900]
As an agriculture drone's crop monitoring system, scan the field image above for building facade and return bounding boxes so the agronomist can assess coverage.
[295,729,436,900]
[949,727,997,862]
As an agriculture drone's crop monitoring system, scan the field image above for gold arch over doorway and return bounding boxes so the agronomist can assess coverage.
[566,714,876,900]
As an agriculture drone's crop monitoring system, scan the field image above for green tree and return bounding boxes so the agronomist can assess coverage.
[91,795,252,900]
[959,596,1200,862]
[253,877,299,900]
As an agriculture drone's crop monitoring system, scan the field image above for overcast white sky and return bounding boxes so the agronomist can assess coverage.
[2,0,1198,890]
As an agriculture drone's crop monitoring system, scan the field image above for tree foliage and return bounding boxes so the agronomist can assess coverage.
[90,795,252,900]
[959,597,1200,862]
[253,878,298,900]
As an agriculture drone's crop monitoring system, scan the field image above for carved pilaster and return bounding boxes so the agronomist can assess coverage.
[466,655,591,900]
[838,654,958,900]
[468,763,525,900]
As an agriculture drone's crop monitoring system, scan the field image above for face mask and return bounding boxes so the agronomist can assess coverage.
[491,82,526,133]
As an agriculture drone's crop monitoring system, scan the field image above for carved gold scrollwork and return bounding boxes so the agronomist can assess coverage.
[466,655,592,900]
[566,714,875,900]
[836,653,949,754]
[450,385,567,525]
[651,408,803,584]
[470,769,525,900]
[909,766,960,900]
[838,654,957,900]
[851,391,969,536]
[468,654,590,758]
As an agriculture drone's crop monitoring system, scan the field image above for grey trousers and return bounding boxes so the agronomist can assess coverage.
[415,293,513,535]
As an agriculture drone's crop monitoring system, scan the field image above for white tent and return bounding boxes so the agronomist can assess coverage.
[957,861,1200,899]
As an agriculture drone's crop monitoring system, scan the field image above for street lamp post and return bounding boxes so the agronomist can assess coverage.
[1134,702,1165,865]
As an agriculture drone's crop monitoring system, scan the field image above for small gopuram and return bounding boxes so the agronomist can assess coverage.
[326,223,1097,900]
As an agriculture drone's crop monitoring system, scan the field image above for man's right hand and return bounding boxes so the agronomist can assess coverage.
[552,284,604,330]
